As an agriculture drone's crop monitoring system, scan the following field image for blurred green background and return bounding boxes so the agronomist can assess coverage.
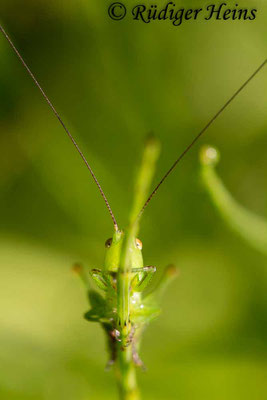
[0,1,267,399]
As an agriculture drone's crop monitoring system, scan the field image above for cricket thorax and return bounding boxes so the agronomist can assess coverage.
[85,229,160,347]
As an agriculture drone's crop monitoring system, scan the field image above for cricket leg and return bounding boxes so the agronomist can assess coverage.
[131,266,156,292]
[90,268,110,291]
[132,341,146,371]
[103,324,117,371]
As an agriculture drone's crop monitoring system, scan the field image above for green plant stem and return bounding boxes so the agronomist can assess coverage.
[116,136,160,399]
[201,161,267,256]
[115,344,140,400]
[129,135,161,230]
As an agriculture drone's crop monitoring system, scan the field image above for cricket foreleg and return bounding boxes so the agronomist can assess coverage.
[90,268,110,291]
[131,266,156,292]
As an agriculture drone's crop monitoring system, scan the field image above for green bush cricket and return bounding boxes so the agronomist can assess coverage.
[0,23,266,400]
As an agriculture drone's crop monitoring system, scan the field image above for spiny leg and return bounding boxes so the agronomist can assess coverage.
[90,268,114,291]
[131,266,156,292]
[73,264,107,322]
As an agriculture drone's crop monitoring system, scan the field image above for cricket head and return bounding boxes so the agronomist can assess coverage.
[104,229,143,272]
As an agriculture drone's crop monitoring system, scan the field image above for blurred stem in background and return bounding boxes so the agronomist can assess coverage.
[200,145,267,256]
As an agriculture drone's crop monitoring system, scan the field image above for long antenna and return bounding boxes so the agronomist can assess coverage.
[0,24,119,231]
[138,59,267,219]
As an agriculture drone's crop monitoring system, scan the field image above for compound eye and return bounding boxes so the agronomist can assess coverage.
[135,238,143,250]
[105,238,112,248]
